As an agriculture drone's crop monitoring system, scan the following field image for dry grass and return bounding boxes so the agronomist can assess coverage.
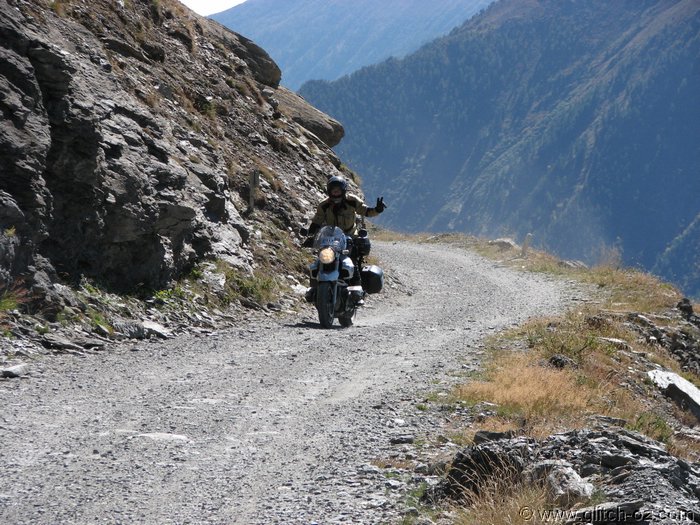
[453,471,565,525]
[255,162,283,192]
[454,486,561,525]
[457,353,593,417]
[49,0,70,16]
[455,349,641,438]
[581,266,681,312]
[453,301,700,449]
[1,281,30,336]
[668,434,700,463]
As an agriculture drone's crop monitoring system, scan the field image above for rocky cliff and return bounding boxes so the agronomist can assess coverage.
[0,0,346,316]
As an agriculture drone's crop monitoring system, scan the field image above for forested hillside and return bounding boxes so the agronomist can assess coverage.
[300,0,700,298]
[211,0,493,90]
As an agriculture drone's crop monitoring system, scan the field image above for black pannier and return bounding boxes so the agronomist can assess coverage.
[361,265,384,294]
[355,236,371,257]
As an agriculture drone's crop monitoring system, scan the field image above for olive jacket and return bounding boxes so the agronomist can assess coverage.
[310,193,379,236]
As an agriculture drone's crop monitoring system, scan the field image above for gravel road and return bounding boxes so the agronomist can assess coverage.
[0,241,586,525]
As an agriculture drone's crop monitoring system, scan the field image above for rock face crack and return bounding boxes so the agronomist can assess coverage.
[28,44,107,281]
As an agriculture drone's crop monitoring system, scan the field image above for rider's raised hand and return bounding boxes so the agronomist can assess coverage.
[375,197,386,213]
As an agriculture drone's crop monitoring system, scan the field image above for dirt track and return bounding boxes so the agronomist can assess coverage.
[0,241,585,524]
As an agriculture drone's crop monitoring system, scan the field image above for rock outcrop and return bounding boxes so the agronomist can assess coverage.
[0,0,347,314]
[648,370,700,423]
[273,87,344,148]
[432,427,700,522]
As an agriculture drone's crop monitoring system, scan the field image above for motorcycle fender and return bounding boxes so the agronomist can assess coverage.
[317,270,340,282]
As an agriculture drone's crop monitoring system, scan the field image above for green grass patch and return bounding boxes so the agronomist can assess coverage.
[0,282,29,314]
[88,309,114,335]
[627,412,674,444]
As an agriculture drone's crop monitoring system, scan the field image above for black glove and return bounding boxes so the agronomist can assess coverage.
[375,197,386,214]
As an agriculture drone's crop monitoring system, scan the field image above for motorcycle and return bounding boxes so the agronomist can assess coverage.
[302,225,384,328]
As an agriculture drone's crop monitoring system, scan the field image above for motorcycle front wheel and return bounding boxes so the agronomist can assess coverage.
[315,282,335,328]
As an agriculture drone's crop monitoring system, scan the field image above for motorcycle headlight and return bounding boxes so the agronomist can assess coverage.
[319,247,335,264]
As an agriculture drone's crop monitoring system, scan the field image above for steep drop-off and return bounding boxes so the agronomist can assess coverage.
[212,0,494,90]
[301,0,700,297]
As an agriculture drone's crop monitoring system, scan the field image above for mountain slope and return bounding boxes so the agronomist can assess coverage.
[300,0,700,297]
[0,0,350,312]
[211,0,494,90]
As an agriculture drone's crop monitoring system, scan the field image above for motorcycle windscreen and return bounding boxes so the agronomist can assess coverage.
[314,226,346,251]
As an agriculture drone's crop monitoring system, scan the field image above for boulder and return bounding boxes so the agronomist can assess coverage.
[142,320,172,339]
[1,363,29,378]
[548,353,578,369]
[274,87,345,147]
[432,427,700,519]
[205,21,281,87]
[488,238,519,251]
[543,463,595,505]
[678,297,700,328]
[648,369,700,423]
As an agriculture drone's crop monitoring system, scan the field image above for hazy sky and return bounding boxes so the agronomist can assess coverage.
[180,0,247,16]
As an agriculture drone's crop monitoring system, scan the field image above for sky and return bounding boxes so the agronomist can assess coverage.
[180,0,247,16]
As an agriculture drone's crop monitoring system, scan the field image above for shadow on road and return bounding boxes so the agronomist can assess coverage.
[285,320,347,330]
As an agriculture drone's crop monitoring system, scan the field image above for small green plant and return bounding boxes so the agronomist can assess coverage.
[56,309,78,327]
[3,226,16,237]
[153,287,186,302]
[0,281,29,313]
[81,282,100,296]
[628,412,674,443]
[398,482,434,525]
[189,266,204,281]
[236,273,276,304]
[216,261,278,305]
[0,291,18,312]
[88,309,114,335]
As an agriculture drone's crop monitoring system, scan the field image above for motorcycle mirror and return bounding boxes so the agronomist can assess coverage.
[358,228,368,238]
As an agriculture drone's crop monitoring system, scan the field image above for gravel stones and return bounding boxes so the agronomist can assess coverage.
[0,241,579,524]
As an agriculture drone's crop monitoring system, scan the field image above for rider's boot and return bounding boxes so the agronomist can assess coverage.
[305,278,318,303]
[305,287,316,303]
[349,288,365,306]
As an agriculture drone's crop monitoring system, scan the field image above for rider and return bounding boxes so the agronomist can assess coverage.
[304,175,385,300]
[307,176,385,237]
